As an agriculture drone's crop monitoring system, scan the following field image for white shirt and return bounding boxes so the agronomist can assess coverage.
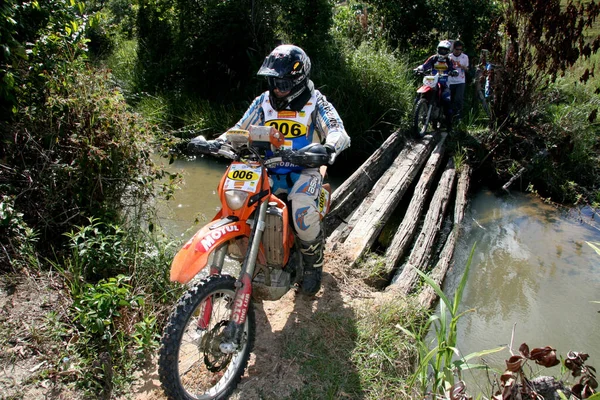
[448,53,469,85]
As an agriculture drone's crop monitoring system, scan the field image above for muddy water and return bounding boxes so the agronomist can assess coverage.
[444,190,600,391]
[156,156,228,238]
[156,156,346,237]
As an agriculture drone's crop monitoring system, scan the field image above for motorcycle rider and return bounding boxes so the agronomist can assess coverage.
[417,40,458,131]
[206,44,351,296]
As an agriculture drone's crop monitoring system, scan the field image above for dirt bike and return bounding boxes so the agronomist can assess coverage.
[412,68,457,138]
[158,125,332,400]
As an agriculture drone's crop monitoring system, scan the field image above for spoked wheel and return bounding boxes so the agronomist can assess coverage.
[413,98,430,139]
[159,275,255,400]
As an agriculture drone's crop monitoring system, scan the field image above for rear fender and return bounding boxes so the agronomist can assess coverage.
[170,218,250,283]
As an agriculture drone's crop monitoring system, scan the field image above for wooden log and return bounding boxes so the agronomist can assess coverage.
[327,136,433,246]
[332,137,436,266]
[453,165,472,225]
[367,133,448,287]
[390,159,456,295]
[418,165,472,308]
[324,131,405,236]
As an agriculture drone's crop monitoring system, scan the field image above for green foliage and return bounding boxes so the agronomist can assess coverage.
[73,275,143,340]
[70,274,159,395]
[3,67,176,256]
[85,0,138,58]
[315,39,414,160]
[275,0,333,58]
[64,218,133,282]
[484,0,600,126]
[52,220,181,396]
[366,0,500,51]
[1,0,178,264]
[353,299,425,399]
[136,0,277,99]
[400,243,504,396]
[0,195,39,271]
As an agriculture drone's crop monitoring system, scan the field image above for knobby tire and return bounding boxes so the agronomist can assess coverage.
[413,98,430,139]
[158,275,256,400]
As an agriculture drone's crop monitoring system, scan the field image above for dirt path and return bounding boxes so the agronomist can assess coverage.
[131,255,377,399]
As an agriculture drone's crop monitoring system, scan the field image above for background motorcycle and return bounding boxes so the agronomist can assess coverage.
[158,126,332,400]
[412,68,457,138]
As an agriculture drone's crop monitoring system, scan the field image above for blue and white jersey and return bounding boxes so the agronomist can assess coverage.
[230,90,350,174]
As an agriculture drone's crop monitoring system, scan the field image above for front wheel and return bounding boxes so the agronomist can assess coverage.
[159,275,255,400]
[413,98,430,139]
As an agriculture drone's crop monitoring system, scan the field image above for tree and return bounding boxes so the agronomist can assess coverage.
[485,0,600,126]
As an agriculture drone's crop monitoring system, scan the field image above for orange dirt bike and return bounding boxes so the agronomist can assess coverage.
[158,125,332,400]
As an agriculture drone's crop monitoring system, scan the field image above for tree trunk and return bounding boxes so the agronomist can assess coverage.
[390,159,456,295]
[367,134,448,287]
[329,137,436,268]
[418,165,471,308]
[323,131,405,236]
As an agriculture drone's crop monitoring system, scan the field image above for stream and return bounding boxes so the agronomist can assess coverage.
[445,190,600,393]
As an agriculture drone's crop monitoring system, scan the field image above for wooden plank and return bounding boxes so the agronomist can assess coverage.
[418,165,472,308]
[367,133,448,287]
[390,159,456,295]
[334,137,436,265]
[323,131,405,236]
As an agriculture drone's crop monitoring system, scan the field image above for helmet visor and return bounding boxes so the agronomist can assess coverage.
[268,77,294,92]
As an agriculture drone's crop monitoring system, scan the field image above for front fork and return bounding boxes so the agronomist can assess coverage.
[220,200,269,353]
[196,246,228,330]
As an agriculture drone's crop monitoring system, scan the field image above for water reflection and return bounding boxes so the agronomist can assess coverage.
[444,190,600,391]
[155,155,346,238]
[156,155,229,238]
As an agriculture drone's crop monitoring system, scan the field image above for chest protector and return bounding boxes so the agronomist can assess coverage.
[262,94,318,174]
[433,58,449,83]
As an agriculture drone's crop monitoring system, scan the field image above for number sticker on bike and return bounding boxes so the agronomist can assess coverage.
[224,163,262,192]
[265,120,307,138]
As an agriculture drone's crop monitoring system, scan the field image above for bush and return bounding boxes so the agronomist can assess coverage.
[2,68,174,257]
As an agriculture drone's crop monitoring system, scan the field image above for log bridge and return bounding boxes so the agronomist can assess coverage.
[323,131,471,308]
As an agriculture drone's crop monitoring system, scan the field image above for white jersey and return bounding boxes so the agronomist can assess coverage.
[448,53,469,85]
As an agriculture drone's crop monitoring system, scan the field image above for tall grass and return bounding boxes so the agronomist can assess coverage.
[399,244,504,397]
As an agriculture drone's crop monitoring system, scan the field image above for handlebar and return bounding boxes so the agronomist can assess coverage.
[413,68,458,77]
[188,135,330,168]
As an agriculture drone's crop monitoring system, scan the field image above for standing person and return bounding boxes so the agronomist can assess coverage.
[206,44,351,296]
[448,40,469,122]
[417,40,458,132]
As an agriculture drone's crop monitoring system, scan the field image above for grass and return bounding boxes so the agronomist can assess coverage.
[280,298,425,400]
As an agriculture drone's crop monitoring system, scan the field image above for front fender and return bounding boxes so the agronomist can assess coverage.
[417,85,432,94]
[170,219,250,283]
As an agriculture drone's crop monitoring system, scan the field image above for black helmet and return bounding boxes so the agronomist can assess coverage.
[257,45,312,111]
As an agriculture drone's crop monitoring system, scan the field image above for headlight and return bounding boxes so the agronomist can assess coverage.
[224,190,249,210]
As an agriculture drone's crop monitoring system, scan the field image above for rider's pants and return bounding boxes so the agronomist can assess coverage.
[271,168,323,242]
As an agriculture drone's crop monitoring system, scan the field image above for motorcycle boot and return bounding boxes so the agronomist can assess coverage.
[299,233,324,295]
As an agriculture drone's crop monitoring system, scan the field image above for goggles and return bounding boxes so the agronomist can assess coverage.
[268,77,294,92]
